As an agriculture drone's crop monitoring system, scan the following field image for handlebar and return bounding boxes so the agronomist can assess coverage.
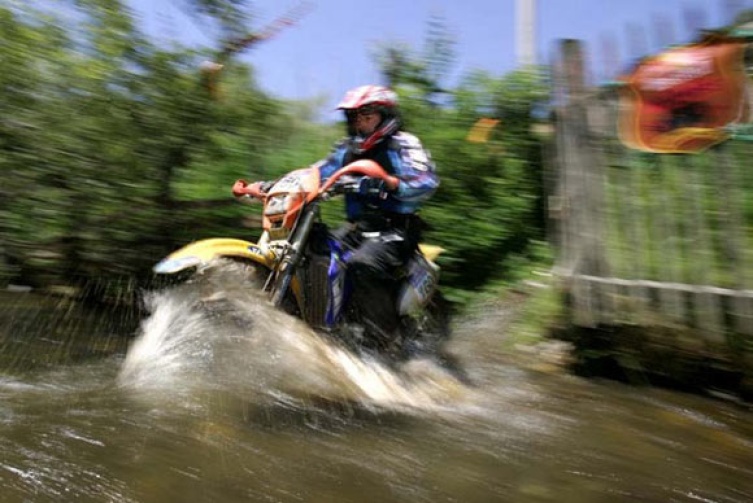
[318,160,399,195]
[326,174,361,195]
[231,160,399,201]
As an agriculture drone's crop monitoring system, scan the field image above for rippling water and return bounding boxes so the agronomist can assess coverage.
[1,281,752,503]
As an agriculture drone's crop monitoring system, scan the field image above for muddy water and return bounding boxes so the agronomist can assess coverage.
[1,284,752,503]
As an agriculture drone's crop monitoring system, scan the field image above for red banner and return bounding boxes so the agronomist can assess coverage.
[617,34,750,153]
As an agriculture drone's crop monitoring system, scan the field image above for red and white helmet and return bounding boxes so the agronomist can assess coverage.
[337,85,401,154]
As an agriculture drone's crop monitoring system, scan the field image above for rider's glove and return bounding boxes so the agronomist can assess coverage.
[232,179,249,198]
[232,180,274,199]
[357,177,391,198]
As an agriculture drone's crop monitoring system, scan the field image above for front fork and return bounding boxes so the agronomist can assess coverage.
[325,238,352,327]
[270,205,318,307]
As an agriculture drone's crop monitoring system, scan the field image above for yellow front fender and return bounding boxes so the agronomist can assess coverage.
[153,238,275,274]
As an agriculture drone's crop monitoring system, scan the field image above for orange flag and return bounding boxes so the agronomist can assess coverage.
[467,118,500,143]
[617,33,750,153]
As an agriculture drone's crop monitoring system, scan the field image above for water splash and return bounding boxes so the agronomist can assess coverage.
[118,266,471,414]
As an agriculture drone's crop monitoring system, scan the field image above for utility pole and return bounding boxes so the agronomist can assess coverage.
[516,0,537,66]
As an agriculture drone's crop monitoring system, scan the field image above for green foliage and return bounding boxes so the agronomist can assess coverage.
[0,2,277,287]
[1,3,552,304]
[371,13,456,96]
[733,8,753,27]
[369,22,550,295]
[602,143,753,289]
[369,20,550,292]
[181,0,253,39]
[390,67,550,293]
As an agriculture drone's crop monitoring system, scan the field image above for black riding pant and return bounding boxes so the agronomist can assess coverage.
[333,213,422,336]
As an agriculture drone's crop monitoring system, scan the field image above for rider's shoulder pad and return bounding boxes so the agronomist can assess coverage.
[390,131,424,150]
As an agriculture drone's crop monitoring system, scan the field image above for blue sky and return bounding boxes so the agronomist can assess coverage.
[125,0,749,120]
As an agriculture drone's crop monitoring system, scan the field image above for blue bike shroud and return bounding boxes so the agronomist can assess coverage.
[325,237,353,327]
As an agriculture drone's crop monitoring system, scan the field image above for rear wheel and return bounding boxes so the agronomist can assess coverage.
[418,291,452,344]
[404,292,471,383]
[398,291,451,356]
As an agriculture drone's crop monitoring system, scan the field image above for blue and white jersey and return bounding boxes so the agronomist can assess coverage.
[314,132,439,219]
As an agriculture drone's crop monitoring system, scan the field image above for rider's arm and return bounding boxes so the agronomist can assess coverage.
[312,141,348,181]
[387,132,439,201]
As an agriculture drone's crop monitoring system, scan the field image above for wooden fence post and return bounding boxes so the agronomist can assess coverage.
[556,39,609,326]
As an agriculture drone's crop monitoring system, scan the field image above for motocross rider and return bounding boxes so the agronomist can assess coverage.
[246,85,439,342]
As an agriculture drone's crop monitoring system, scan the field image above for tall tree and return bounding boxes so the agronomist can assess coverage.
[0,1,286,288]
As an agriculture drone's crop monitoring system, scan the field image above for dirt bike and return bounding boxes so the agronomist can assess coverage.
[153,160,451,360]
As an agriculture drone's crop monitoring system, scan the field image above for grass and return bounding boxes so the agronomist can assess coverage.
[602,143,753,289]
[449,241,566,351]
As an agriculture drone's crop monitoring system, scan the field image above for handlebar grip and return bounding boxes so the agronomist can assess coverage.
[232,179,248,198]
[232,180,265,199]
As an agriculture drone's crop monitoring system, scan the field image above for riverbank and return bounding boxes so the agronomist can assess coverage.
[476,271,753,406]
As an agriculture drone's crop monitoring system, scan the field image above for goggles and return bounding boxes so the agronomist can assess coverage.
[346,106,380,119]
